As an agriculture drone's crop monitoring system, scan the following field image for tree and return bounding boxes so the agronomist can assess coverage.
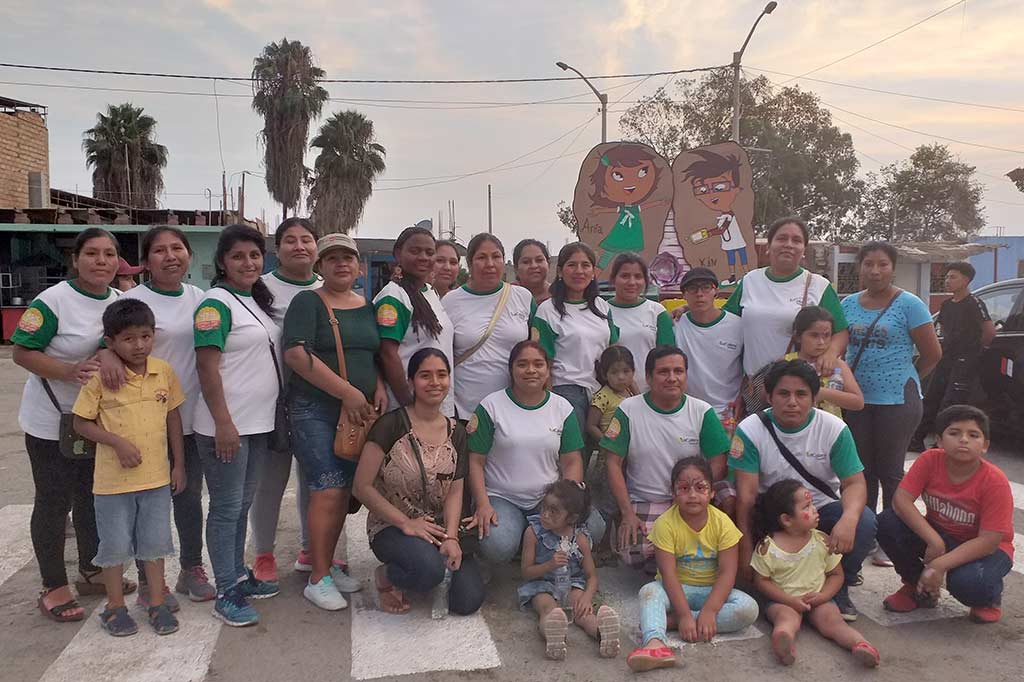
[857,144,985,241]
[616,68,864,238]
[252,38,329,218]
[82,103,168,208]
[556,200,578,236]
[1008,168,1024,193]
[307,111,386,234]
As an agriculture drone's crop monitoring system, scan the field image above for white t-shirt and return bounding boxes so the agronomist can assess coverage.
[374,281,455,417]
[261,270,322,326]
[608,299,675,392]
[121,283,206,435]
[192,287,281,437]
[13,281,119,440]
[466,389,585,509]
[531,297,619,394]
[717,213,747,251]
[723,267,847,376]
[674,310,744,419]
[442,283,535,419]
[599,393,731,504]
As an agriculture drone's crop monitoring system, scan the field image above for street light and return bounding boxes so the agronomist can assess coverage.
[556,61,608,143]
[730,1,777,143]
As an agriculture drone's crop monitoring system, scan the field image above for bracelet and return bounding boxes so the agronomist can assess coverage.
[440,536,460,545]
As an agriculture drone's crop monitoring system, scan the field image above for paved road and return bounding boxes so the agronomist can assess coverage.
[0,355,1021,682]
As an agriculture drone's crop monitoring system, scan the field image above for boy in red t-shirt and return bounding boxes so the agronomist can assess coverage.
[876,405,1014,624]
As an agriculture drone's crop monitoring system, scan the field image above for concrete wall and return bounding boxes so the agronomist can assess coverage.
[968,236,1024,287]
[0,111,49,208]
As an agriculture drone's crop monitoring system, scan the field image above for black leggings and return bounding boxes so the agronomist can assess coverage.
[25,434,100,589]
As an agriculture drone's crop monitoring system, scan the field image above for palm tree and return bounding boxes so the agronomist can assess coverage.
[82,103,168,208]
[307,110,386,234]
[251,39,329,218]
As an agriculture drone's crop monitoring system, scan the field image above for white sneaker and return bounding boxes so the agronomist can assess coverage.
[330,566,363,593]
[304,576,348,611]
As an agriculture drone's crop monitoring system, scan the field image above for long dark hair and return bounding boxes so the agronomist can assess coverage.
[790,305,834,352]
[542,479,591,528]
[212,224,274,317]
[550,242,605,319]
[394,226,442,338]
[752,479,803,545]
[507,339,551,381]
[595,345,634,387]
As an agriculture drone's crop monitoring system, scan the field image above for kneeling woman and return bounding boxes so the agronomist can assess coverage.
[354,349,484,615]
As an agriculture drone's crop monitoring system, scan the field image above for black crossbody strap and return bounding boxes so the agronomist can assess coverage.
[40,378,64,413]
[849,290,902,374]
[757,411,838,501]
[220,287,284,392]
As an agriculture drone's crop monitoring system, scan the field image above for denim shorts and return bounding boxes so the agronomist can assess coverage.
[93,485,175,567]
[289,393,357,491]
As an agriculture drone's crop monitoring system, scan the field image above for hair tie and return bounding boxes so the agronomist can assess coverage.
[600,154,611,167]
[573,480,586,490]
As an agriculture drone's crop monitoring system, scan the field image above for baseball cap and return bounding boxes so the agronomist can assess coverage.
[117,257,145,276]
[316,233,359,260]
[679,267,718,290]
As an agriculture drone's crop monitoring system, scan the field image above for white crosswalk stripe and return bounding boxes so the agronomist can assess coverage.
[0,504,34,587]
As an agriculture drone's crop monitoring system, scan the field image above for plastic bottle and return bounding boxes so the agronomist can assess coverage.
[827,367,844,391]
[431,568,452,620]
[553,537,574,620]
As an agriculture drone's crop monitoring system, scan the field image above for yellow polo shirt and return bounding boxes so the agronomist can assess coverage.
[72,357,186,495]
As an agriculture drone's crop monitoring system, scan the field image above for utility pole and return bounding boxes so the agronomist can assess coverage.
[487,184,493,234]
[555,62,607,143]
[730,2,778,143]
[239,171,246,220]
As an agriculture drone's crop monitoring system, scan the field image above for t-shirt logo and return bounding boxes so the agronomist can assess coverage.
[466,413,478,434]
[729,434,744,459]
[195,306,222,331]
[718,339,739,351]
[154,388,169,404]
[17,308,43,333]
[605,417,622,440]
[377,303,399,327]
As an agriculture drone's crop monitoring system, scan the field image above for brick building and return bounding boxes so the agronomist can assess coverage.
[0,97,49,208]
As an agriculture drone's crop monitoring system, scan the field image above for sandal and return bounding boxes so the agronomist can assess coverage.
[37,587,85,622]
[75,569,137,597]
[852,641,880,668]
[148,604,179,636]
[626,646,676,672]
[98,605,138,637]
[374,565,410,615]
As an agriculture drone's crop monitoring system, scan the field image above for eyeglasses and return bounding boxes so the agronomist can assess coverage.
[682,283,715,296]
[692,180,734,196]
[674,480,711,495]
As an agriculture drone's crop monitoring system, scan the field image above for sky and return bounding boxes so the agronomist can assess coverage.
[5,0,1024,246]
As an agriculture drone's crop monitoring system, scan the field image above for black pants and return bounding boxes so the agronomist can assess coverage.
[914,356,978,443]
[370,525,485,615]
[25,434,100,589]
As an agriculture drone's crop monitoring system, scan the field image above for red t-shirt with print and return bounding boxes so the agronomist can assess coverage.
[899,448,1015,560]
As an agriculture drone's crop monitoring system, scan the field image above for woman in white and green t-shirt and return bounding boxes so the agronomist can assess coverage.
[374,226,455,417]
[13,227,125,622]
[465,340,606,563]
[443,233,535,420]
[531,243,619,458]
[607,253,674,392]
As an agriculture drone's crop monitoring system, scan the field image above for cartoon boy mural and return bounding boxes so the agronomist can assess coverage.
[588,145,669,270]
[681,149,749,284]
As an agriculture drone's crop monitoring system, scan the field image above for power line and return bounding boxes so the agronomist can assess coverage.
[778,0,967,85]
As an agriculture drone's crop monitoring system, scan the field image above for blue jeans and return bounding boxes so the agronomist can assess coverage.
[197,433,268,594]
[876,509,1011,607]
[476,495,606,563]
[639,580,759,646]
[816,501,876,589]
[288,394,357,491]
[552,384,592,469]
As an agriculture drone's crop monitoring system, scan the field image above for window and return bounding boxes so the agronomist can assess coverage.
[978,284,1023,331]
[837,262,859,296]
[930,262,948,295]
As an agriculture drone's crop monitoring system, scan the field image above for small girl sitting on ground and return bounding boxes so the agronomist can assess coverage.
[518,480,620,661]
[626,457,758,672]
[785,306,864,417]
[751,479,880,668]
[587,346,636,517]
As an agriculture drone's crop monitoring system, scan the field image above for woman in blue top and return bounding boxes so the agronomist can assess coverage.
[840,242,941,565]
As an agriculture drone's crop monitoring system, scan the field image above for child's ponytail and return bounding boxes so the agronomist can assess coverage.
[543,479,591,528]
[752,478,803,546]
[594,345,635,388]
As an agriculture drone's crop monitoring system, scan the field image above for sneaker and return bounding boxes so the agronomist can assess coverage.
[871,546,894,568]
[304,575,348,611]
[882,583,920,613]
[176,566,217,602]
[833,586,858,622]
[969,605,1002,624]
[330,565,363,594]
[238,569,280,600]
[294,550,347,574]
[136,584,180,613]
[908,438,927,454]
[252,553,278,583]
[213,586,258,627]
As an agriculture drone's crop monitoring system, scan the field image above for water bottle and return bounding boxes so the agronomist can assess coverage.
[827,367,844,391]
[431,568,452,620]
[553,537,574,620]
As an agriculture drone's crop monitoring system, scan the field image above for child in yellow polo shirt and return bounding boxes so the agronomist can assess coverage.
[73,298,186,637]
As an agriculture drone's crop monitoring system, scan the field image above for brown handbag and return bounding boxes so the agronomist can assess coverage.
[316,290,376,460]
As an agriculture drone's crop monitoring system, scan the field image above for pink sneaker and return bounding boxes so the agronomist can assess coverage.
[253,553,278,583]
[293,550,347,574]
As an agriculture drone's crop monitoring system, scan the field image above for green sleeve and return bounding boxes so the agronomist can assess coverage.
[819,284,848,331]
[528,298,538,331]
[374,295,411,342]
[829,425,864,479]
[531,315,557,360]
[559,411,585,454]
[282,291,319,350]
[193,299,232,350]
[721,279,744,316]
[699,407,731,457]
[467,404,495,454]
[655,310,675,347]
[598,407,630,458]
[607,312,620,344]
[10,299,58,350]
[728,427,761,474]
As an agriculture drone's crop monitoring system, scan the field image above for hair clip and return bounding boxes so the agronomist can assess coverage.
[600,154,611,167]
[573,480,587,490]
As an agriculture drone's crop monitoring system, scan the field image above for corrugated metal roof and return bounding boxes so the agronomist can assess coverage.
[0,95,45,110]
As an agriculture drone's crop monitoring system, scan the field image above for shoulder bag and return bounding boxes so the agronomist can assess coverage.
[455,282,512,366]
[42,379,96,460]
[756,411,838,501]
[221,289,291,452]
[848,289,902,374]
[316,290,377,460]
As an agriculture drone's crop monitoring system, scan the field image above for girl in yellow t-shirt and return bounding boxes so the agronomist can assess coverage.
[785,306,864,418]
[751,479,880,668]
